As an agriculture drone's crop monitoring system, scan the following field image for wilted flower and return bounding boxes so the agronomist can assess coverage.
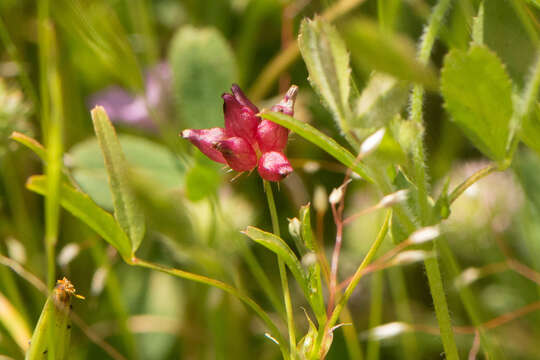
[181,84,297,182]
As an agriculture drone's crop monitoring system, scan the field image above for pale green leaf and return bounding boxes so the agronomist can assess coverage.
[0,292,31,352]
[441,45,514,162]
[342,19,438,90]
[298,18,352,133]
[260,111,374,183]
[10,132,46,161]
[169,26,236,128]
[68,134,185,210]
[91,106,145,253]
[26,175,132,263]
[353,73,409,130]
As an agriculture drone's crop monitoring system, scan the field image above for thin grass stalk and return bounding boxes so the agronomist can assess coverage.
[264,180,296,359]
[366,271,383,360]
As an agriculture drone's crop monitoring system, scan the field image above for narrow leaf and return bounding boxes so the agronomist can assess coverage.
[10,132,46,161]
[298,18,352,133]
[169,26,236,128]
[260,111,374,183]
[0,292,31,352]
[91,106,145,253]
[26,175,131,260]
[299,205,326,323]
[25,279,78,360]
[522,103,540,155]
[441,45,513,162]
[243,226,308,297]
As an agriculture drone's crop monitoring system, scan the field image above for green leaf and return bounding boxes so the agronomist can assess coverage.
[298,18,352,133]
[342,19,438,90]
[522,103,540,155]
[484,0,538,87]
[68,134,185,210]
[185,162,221,202]
[299,205,326,323]
[10,132,46,161]
[0,292,31,352]
[242,226,308,297]
[441,46,514,162]
[91,106,145,253]
[26,175,132,260]
[353,73,409,131]
[169,26,236,128]
[260,111,374,183]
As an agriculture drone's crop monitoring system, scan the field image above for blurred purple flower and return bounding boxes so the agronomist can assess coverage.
[88,63,171,130]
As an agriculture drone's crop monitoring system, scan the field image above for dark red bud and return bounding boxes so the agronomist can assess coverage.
[215,136,257,172]
[231,84,259,113]
[257,151,293,182]
[181,128,227,164]
[222,93,260,145]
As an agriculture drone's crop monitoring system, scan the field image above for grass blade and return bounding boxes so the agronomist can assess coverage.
[26,175,132,261]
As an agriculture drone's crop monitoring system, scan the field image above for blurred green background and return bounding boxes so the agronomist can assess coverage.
[1,0,540,359]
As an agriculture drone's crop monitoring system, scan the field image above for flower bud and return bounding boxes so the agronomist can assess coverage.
[359,128,385,157]
[257,151,293,182]
[215,136,257,172]
[409,226,440,244]
[222,93,260,145]
[271,85,299,116]
[231,84,259,113]
[256,119,289,152]
[181,127,227,164]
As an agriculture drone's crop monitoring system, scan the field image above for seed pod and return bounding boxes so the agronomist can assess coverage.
[25,278,83,360]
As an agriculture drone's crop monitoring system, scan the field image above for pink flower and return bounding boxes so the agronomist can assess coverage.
[181,84,297,182]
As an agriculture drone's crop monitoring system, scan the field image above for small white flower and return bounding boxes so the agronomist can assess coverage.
[360,128,386,157]
[409,226,440,244]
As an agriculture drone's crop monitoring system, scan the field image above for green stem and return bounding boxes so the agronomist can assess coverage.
[264,180,296,359]
[407,0,459,358]
[448,163,498,204]
[318,211,391,356]
[438,238,503,359]
[132,257,289,359]
[366,271,383,360]
[387,267,419,360]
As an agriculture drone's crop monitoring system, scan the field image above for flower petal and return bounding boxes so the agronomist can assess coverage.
[222,93,260,145]
[181,128,227,164]
[216,136,257,172]
[256,119,289,152]
[257,151,293,182]
[231,84,259,113]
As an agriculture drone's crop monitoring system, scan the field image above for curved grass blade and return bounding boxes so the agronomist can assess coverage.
[26,175,132,261]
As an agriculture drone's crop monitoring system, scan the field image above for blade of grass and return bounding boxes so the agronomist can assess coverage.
[366,271,383,360]
[0,292,31,353]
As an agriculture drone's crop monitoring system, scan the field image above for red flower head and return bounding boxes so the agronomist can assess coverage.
[181,84,298,182]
